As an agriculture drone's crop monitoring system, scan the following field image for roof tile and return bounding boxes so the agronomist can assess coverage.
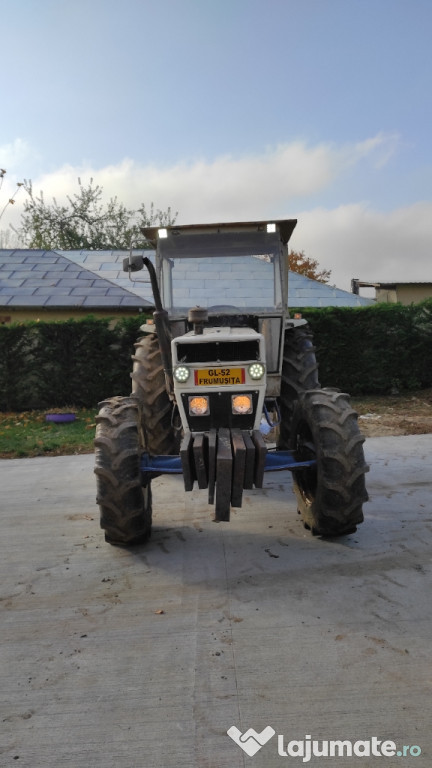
[83,295,134,307]
[2,264,37,273]
[32,262,67,272]
[24,253,59,264]
[0,286,36,295]
[44,295,85,307]
[7,295,49,306]
[34,287,73,296]
[70,287,108,296]
[0,278,24,287]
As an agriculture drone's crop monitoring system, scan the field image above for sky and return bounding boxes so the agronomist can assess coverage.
[1,0,431,292]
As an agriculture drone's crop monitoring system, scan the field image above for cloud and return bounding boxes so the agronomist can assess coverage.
[21,132,399,225]
[0,138,33,172]
[345,132,400,170]
[290,202,432,291]
[3,132,430,295]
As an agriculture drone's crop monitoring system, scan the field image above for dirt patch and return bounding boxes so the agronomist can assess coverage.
[352,388,432,437]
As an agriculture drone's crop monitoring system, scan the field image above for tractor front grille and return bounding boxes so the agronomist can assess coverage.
[175,340,260,364]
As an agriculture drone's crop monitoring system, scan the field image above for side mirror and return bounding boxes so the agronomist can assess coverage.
[123,255,144,273]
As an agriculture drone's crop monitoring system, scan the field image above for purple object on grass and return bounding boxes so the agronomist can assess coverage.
[45,413,76,423]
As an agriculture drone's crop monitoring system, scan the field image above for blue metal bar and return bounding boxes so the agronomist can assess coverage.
[140,451,315,475]
[264,451,316,471]
[141,455,183,474]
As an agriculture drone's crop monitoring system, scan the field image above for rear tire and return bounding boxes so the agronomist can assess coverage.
[290,388,368,536]
[94,396,152,546]
[131,333,180,455]
[278,324,320,448]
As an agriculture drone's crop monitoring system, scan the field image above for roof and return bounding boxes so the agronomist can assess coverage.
[60,249,155,302]
[59,250,374,308]
[289,271,374,307]
[0,249,153,310]
[356,280,432,288]
[0,249,374,311]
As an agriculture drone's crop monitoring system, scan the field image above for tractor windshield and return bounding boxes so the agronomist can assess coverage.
[158,229,283,313]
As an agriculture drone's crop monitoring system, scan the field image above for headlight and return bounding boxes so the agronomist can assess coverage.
[174,365,190,383]
[232,394,252,415]
[189,396,209,416]
[248,362,265,380]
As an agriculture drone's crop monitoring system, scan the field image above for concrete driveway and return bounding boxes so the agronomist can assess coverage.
[1,435,431,767]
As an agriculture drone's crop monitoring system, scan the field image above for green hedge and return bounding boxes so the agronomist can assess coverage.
[1,301,432,411]
[0,316,147,411]
[297,299,432,395]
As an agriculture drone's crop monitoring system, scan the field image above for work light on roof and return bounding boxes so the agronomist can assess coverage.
[158,228,168,238]
[266,223,276,233]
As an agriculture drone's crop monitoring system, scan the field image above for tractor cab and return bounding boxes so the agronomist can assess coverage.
[142,220,297,317]
[137,220,299,398]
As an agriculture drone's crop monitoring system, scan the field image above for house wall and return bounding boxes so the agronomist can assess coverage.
[396,285,432,304]
[375,285,432,304]
[375,288,398,303]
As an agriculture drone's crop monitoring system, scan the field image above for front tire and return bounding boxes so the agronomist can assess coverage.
[94,396,152,546]
[279,325,320,448]
[131,333,180,455]
[291,388,368,536]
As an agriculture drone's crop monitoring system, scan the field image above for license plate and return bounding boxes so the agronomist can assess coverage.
[194,368,245,386]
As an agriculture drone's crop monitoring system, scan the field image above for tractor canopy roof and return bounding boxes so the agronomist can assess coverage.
[141,219,297,247]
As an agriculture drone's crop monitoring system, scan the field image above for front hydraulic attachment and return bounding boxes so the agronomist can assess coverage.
[140,428,316,521]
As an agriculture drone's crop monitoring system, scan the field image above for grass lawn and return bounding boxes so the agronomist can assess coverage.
[1,388,430,459]
[0,408,98,458]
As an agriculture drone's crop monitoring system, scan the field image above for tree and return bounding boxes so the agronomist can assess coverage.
[0,228,21,248]
[14,178,177,250]
[288,249,331,283]
[0,168,24,246]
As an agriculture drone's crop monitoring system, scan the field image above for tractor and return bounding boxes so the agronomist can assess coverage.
[94,219,368,545]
